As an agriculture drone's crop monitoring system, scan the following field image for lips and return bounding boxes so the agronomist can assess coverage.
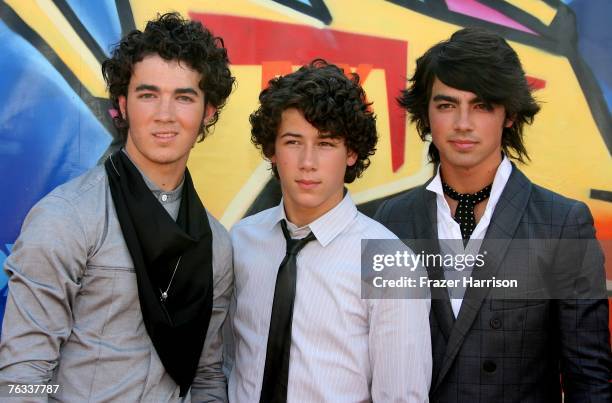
[152,131,178,137]
[449,139,477,150]
[296,179,320,190]
[152,131,178,142]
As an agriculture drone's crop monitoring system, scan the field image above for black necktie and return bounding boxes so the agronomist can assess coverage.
[260,220,316,403]
[442,182,492,242]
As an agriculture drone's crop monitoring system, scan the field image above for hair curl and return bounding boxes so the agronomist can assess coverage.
[101,12,235,142]
[250,59,377,183]
[399,27,540,163]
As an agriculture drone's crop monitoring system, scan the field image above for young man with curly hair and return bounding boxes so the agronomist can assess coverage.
[375,27,611,402]
[0,13,235,401]
[228,60,431,402]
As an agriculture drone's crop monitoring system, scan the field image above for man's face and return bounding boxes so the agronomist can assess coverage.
[119,54,214,175]
[428,77,512,172]
[271,108,357,225]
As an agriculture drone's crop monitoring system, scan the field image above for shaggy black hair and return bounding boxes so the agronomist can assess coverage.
[101,12,235,142]
[399,27,540,163]
[250,59,377,183]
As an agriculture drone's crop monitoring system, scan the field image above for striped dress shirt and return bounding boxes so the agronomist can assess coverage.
[228,194,431,402]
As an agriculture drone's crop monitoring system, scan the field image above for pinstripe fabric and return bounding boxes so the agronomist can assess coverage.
[229,194,432,402]
[375,166,612,403]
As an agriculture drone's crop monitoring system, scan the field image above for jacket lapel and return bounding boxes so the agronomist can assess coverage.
[433,166,532,391]
[419,188,456,342]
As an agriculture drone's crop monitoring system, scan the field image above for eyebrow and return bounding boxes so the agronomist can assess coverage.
[135,84,159,92]
[175,87,199,96]
[134,84,200,96]
[432,94,485,104]
[278,132,342,141]
[279,132,302,139]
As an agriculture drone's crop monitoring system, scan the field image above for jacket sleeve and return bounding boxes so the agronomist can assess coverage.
[191,220,234,403]
[555,201,612,402]
[0,195,87,401]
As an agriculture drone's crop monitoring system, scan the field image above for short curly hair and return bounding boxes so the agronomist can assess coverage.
[399,27,540,163]
[101,12,235,142]
[250,59,377,183]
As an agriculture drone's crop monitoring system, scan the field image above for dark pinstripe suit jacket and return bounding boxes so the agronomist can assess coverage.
[374,166,612,402]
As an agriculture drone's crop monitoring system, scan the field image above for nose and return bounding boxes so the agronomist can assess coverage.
[155,96,175,122]
[454,107,474,132]
[299,144,317,171]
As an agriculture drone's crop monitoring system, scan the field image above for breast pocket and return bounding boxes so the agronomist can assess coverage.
[488,297,550,333]
[73,265,144,337]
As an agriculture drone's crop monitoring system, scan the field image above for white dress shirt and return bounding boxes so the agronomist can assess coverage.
[229,193,431,402]
[426,156,512,317]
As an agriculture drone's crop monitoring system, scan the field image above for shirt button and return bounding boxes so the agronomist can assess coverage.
[161,194,168,202]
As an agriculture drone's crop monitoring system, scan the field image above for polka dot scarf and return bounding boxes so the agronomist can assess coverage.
[442,181,493,242]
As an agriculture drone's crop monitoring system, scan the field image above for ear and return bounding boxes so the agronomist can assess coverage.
[118,95,127,119]
[504,115,515,128]
[346,149,358,167]
[269,154,277,164]
[204,104,217,123]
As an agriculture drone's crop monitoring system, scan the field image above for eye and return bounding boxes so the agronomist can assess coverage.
[284,139,300,146]
[177,95,195,103]
[319,141,336,148]
[436,103,453,110]
[475,103,493,111]
[137,93,156,99]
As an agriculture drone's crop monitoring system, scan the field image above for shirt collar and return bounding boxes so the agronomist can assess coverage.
[425,155,513,223]
[426,155,512,199]
[121,148,184,202]
[270,192,358,247]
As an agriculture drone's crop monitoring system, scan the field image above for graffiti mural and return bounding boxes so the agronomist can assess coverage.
[0,0,610,330]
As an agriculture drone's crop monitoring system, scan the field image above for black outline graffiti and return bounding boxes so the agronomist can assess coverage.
[591,189,612,203]
[115,0,136,37]
[384,0,611,205]
[245,0,612,217]
[0,2,115,136]
[385,0,611,151]
[51,0,108,61]
[386,0,560,51]
[272,0,332,25]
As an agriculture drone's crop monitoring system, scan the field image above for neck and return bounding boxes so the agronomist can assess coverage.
[440,156,501,194]
[283,192,344,228]
[123,149,186,192]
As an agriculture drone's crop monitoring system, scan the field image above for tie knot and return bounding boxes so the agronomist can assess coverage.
[442,182,492,204]
[281,220,316,255]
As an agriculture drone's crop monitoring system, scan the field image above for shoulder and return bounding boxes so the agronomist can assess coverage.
[354,212,399,240]
[374,184,427,223]
[47,165,107,204]
[24,165,107,225]
[11,167,107,264]
[513,168,595,235]
[229,208,279,261]
[206,211,232,253]
[531,185,595,235]
[230,207,277,237]
[523,175,593,225]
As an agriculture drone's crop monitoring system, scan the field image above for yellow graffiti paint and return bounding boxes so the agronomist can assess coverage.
[5,0,105,97]
[108,1,608,231]
[505,0,557,26]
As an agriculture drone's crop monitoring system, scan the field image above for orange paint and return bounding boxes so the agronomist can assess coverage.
[261,60,293,89]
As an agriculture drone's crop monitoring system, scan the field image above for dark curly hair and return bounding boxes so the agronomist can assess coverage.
[399,27,540,163]
[250,59,377,183]
[101,12,235,142]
